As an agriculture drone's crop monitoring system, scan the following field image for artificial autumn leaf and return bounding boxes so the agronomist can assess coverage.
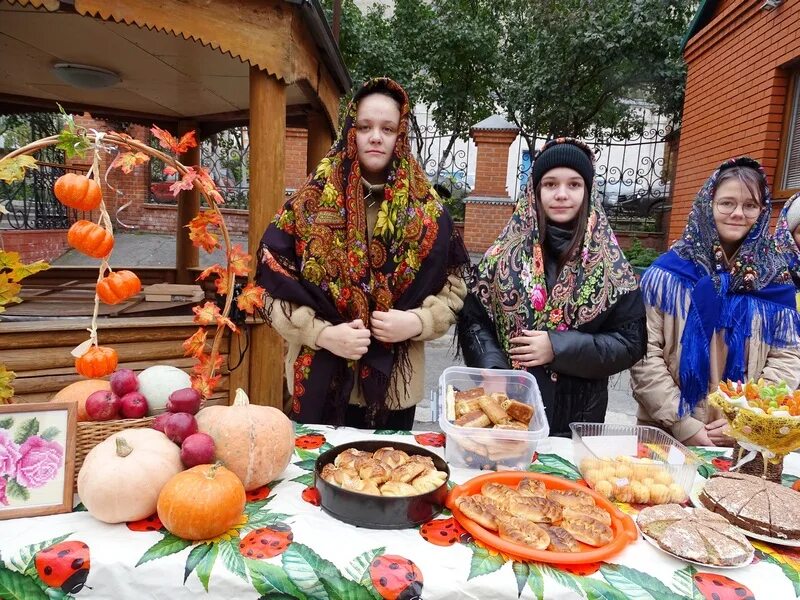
[192,301,222,326]
[228,245,251,277]
[192,166,224,205]
[182,327,208,358]
[163,166,178,177]
[0,280,22,313]
[0,364,15,403]
[192,352,224,376]
[11,259,49,281]
[110,151,150,174]
[150,125,198,154]
[0,155,38,184]
[216,314,238,333]
[237,283,265,314]
[191,372,221,398]
[187,212,221,253]
[169,170,198,196]
[213,269,231,295]
[196,264,224,283]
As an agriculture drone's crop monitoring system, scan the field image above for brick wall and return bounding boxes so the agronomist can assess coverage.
[670,0,800,242]
[0,230,71,263]
[285,127,309,191]
[463,201,515,253]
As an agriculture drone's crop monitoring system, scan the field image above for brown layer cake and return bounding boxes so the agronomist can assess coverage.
[637,504,753,567]
[698,471,800,540]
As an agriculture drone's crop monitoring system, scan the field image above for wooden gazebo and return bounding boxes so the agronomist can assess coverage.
[0,0,350,408]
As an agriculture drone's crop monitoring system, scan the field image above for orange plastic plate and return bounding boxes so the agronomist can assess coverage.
[446,471,638,564]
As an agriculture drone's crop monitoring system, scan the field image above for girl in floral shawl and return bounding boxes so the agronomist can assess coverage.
[256,78,468,428]
[462,138,646,437]
[632,158,800,446]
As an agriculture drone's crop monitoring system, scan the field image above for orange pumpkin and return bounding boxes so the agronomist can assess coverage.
[51,379,111,421]
[67,220,114,259]
[54,173,102,211]
[75,346,118,378]
[196,389,294,491]
[96,270,141,305]
[157,463,246,541]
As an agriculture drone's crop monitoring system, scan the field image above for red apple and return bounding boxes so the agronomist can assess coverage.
[164,412,198,445]
[85,390,120,421]
[119,392,149,419]
[110,368,138,397]
[180,433,216,468]
[151,412,171,433]
[166,387,202,415]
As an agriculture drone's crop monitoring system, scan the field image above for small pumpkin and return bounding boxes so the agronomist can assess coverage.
[67,220,114,259]
[51,379,110,421]
[96,270,141,305]
[196,388,294,491]
[75,346,118,378]
[77,429,183,523]
[54,173,102,211]
[157,463,245,541]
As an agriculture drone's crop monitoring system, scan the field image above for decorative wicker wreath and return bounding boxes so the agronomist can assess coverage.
[0,112,265,401]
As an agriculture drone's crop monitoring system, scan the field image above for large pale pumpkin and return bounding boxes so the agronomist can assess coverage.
[196,388,294,491]
[51,379,110,422]
[77,428,183,523]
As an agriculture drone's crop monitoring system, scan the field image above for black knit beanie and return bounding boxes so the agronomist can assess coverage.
[531,139,595,191]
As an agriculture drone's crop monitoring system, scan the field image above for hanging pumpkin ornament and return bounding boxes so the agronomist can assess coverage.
[54,173,102,211]
[96,270,141,304]
[75,346,118,378]
[67,220,114,259]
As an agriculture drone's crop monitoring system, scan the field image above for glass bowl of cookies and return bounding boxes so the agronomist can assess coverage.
[437,367,549,470]
[570,423,699,505]
[314,440,450,529]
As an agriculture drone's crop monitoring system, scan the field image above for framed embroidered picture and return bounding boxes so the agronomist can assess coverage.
[0,402,76,520]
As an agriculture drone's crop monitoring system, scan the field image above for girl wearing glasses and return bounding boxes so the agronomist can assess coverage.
[631,158,800,446]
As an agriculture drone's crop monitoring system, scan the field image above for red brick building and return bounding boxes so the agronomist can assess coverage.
[669,0,800,242]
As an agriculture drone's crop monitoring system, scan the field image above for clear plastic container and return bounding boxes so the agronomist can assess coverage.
[570,422,699,505]
[438,367,549,470]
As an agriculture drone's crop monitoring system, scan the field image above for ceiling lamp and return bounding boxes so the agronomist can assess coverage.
[52,63,121,89]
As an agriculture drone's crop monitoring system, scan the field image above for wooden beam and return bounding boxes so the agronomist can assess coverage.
[248,67,285,409]
[306,110,334,175]
[175,120,200,284]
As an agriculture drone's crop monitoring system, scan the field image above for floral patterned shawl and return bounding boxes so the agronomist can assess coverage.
[472,138,638,359]
[641,158,799,416]
[256,78,468,426]
[775,192,800,285]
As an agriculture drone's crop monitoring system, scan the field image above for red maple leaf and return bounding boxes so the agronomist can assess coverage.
[191,372,221,399]
[196,264,224,283]
[163,166,178,177]
[192,352,224,375]
[182,327,208,358]
[110,151,150,174]
[228,245,251,277]
[214,269,231,295]
[236,283,265,314]
[187,215,220,253]
[216,314,238,333]
[151,125,198,154]
[192,166,224,205]
[169,170,198,196]
[192,301,221,325]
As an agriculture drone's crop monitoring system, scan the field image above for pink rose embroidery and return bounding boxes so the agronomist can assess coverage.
[531,284,547,311]
[556,323,568,331]
[0,430,20,479]
[0,477,8,506]
[16,436,64,489]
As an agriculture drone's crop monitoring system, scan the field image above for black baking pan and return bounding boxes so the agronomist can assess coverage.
[314,439,450,529]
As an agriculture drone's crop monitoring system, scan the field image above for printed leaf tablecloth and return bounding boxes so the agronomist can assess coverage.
[1,424,799,599]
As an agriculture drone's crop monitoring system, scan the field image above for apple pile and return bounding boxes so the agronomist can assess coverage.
[84,369,148,420]
[152,387,216,468]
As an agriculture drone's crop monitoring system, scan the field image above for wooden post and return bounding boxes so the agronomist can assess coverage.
[307,110,334,175]
[175,120,200,284]
[247,67,285,408]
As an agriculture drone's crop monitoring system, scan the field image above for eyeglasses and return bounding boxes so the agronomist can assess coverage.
[713,199,762,218]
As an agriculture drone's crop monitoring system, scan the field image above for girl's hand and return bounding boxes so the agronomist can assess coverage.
[316,319,371,360]
[706,418,735,447]
[371,309,423,343]
[508,330,554,367]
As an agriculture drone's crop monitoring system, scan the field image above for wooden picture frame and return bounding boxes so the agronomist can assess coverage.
[0,402,76,520]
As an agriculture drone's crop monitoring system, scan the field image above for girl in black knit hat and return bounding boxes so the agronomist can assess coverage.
[458,138,647,436]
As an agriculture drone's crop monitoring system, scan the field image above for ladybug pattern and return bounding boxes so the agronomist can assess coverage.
[419,517,470,546]
[711,457,732,472]
[238,523,293,559]
[246,485,272,502]
[295,434,326,449]
[301,486,321,506]
[693,572,755,600]
[413,432,444,447]
[34,540,90,594]
[126,514,163,532]
[369,554,423,600]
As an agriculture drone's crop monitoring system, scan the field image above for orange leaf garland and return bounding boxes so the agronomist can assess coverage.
[192,352,224,376]
[228,245,251,277]
[196,264,230,294]
[236,283,265,314]
[188,211,222,253]
[110,151,150,174]
[193,301,222,326]
[191,372,221,398]
[163,166,178,177]
[216,314,238,333]
[183,327,208,358]
[192,166,224,205]
[169,171,198,196]
[151,126,197,154]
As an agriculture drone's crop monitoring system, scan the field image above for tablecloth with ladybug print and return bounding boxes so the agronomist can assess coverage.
[1,424,799,599]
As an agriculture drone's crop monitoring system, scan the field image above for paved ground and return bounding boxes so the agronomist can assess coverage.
[53,233,640,431]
